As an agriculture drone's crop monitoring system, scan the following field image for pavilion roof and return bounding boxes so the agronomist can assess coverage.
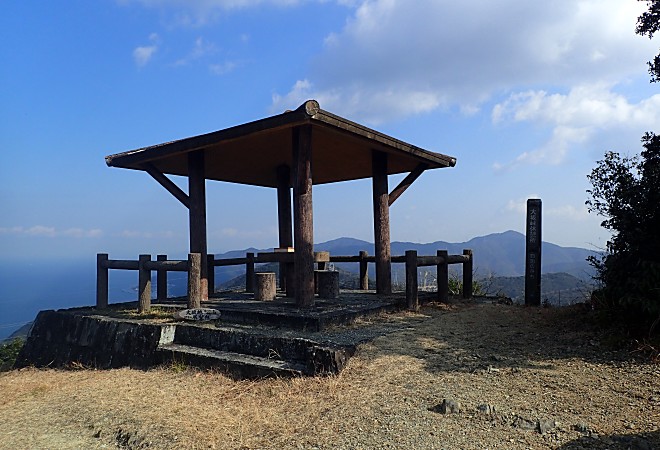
[105,100,456,188]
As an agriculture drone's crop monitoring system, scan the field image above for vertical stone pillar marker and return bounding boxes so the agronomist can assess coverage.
[525,199,542,306]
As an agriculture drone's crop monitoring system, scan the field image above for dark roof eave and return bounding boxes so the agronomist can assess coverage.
[105,100,457,171]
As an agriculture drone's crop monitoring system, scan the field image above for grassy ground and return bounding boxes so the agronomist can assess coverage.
[1,302,658,449]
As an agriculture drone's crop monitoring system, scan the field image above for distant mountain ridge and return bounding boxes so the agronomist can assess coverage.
[214,230,597,281]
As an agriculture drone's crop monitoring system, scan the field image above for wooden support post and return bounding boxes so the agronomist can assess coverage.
[138,254,151,313]
[157,254,167,301]
[207,254,215,298]
[372,150,392,295]
[359,250,369,290]
[405,250,418,311]
[463,249,473,299]
[188,151,208,301]
[246,252,255,293]
[96,253,109,309]
[277,165,293,291]
[437,250,449,303]
[187,253,202,309]
[292,125,315,307]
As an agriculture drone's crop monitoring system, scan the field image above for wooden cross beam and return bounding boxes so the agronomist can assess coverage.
[142,162,190,208]
[388,163,428,206]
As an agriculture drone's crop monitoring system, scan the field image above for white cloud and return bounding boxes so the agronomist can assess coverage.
[209,60,238,75]
[505,195,541,214]
[120,230,176,239]
[119,0,308,26]
[174,36,216,66]
[504,198,588,221]
[133,33,159,67]
[0,226,103,238]
[272,0,654,123]
[492,84,660,169]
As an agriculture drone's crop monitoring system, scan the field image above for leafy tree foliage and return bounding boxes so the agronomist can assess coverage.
[637,0,660,82]
[586,133,660,334]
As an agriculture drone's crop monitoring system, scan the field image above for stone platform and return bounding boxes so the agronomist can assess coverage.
[15,290,421,379]
[158,290,403,332]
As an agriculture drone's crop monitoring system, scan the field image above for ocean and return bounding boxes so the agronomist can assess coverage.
[0,258,172,341]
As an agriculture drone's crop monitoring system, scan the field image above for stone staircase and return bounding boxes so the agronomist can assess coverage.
[156,323,355,378]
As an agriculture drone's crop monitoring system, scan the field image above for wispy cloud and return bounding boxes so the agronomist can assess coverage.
[0,226,103,238]
[133,33,159,67]
[492,84,660,170]
[119,230,177,239]
[505,197,589,221]
[174,36,216,66]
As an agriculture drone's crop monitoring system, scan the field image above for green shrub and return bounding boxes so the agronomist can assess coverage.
[0,338,25,372]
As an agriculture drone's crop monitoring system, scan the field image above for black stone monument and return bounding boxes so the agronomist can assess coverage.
[525,199,542,306]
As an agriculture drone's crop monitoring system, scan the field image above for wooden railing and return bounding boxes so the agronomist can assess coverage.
[402,249,473,311]
[96,248,473,313]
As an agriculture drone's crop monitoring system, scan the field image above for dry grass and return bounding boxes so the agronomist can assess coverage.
[1,303,658,449]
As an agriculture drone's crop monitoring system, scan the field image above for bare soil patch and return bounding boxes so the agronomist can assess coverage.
[1,302,658,449]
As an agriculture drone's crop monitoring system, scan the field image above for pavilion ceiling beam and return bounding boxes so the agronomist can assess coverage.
[142,162,190,208]
[388,163,428,207]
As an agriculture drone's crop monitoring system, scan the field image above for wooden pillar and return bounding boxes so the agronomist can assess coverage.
[463,249,473,299]
[188,150,208,301]
[157,254,168,301]
[436,250,449,302]
[372,150,392,295]
[138,254,151,313]
[96,253,109,309]
[207,254,215,298]
[405,250,418,311]
[359,250,369,290]
[277,165,293,291]
[246,252,255,293]
[292,125,315,307]
[187,253,202,309]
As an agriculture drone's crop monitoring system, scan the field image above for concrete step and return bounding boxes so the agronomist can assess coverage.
[157,343,307,379]
[169,324,354,376]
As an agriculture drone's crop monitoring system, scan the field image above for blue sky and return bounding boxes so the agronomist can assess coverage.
[1,0,658,262]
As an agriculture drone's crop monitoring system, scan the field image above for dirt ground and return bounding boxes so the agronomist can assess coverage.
[0,301,658,449]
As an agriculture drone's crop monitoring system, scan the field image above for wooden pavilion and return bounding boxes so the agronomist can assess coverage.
[105,100,456,307]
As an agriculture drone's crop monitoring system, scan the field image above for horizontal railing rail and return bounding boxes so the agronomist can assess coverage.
[97,248,473,314]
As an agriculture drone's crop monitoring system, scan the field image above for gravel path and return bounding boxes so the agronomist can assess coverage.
[1,301,658,449]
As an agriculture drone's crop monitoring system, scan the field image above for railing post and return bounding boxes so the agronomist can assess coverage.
[96,253,109,309]
[188,253,202,309]
[246,252,255,293]
[437,250,449,302]
[138,254,152,313]
[156,254,167,301]
[207,254,215,298]
[359,250,369,290]
[463,249,473,299]
[405,250,418,311]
